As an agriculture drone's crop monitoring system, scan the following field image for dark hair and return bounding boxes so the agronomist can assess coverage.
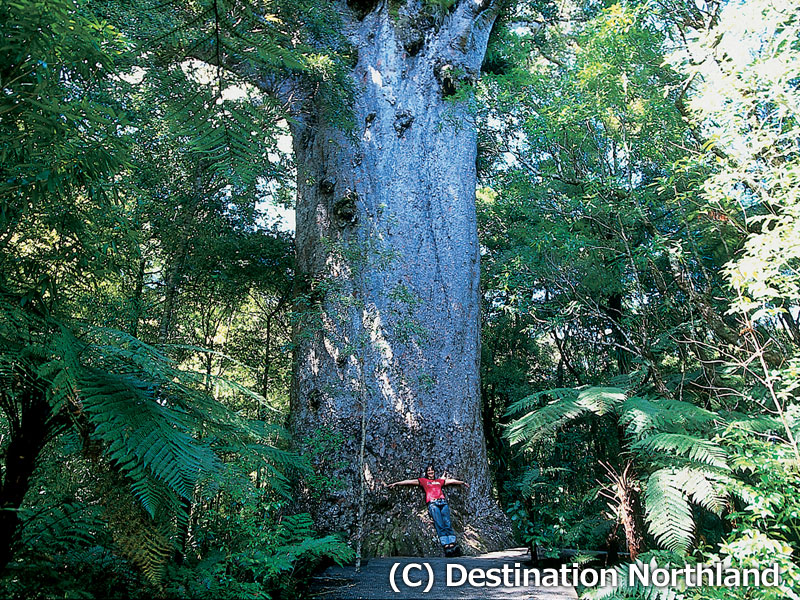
[424,464,435,476]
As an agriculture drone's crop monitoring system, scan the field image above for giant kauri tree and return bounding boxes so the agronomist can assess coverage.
[178,0,512,554]
[290,0,511,555]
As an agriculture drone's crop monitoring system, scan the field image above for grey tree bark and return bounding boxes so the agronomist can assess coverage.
[288,0,511,556]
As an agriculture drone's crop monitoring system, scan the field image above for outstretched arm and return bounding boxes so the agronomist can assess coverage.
[444,478,469,488]
[387,479,420,488]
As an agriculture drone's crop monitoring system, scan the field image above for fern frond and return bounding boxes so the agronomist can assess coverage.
[2,299,302,586]
[644,469,694,553]
[672,467,728,515]
[18,501,106,550]
[644,465,730,552]
[79,369,221,512]
[109,507,174,585]
[269,513,353,569]
[506,387,626,446]
[618,396,661,438]
[506,396,585,446]
[655,398,717,429]
[504,387,581,415]
[620,396,717,439]
[620,396,720,439]
[97,467,178,587]
[631,433,730,471]
[578,387,628,414]
[582,558,681,600]
[723,412,781,434]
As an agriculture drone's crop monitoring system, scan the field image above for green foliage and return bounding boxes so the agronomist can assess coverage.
[5,0,800,597]
[507,385,733,555]
[481,4,800,597]
[643,469,699,554]
[0,0,128,215]
[81,371,219,512]
[0,293,306,583]
[682,0,800,313]
[0,0,132,311]
[506,469,612,555]
[582,558,682,600]
[0,0,351,596]
[299,428,349,501]
[631,434,728,471]
[164,488,353,599]
[506,387,626,445]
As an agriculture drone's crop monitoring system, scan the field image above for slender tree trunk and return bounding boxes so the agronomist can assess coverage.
[780,310,800,346]
[289,1,511,556]
[0,387,51,570]
[129,256,146,338]
[158,257,182,345]
[606,293,631,375]
[261,313,272,401]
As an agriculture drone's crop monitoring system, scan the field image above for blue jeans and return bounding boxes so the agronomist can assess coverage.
[427,499,456,546]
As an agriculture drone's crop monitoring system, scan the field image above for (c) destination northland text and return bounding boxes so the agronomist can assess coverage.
[439,562,782,589]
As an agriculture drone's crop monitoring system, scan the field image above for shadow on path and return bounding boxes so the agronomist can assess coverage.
[310,548,579,599]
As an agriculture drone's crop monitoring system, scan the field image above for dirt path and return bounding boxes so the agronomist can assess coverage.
[310,548,579,599]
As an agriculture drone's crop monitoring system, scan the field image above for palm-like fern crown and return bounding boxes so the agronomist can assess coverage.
[505,383,780,555]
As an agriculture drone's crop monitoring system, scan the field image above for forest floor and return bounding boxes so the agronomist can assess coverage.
[309,547,579,599]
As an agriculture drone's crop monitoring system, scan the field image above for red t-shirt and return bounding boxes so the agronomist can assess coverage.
[418,478,446,503]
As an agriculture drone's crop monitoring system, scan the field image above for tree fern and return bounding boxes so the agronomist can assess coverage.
[7,495,151,597]
[1,295,302,584]
[270,514,353,569]
[505,382,761,556]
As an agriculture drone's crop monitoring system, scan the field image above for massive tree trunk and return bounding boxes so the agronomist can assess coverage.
[289,1,511,556]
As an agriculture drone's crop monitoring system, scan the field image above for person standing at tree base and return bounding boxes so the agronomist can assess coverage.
[387,464,468,557]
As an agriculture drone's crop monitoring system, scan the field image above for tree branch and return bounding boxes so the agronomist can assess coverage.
[184,40,310,115]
